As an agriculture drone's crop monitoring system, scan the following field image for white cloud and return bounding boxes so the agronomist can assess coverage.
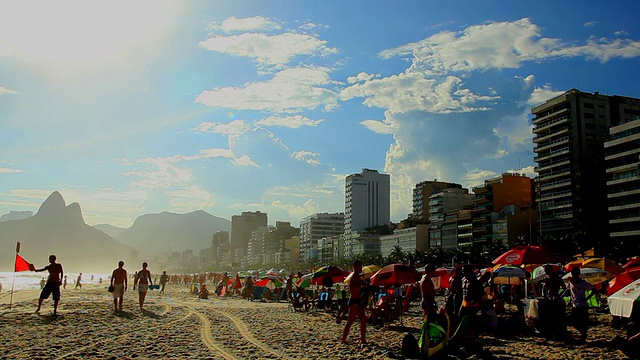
[0,85,16,95]
[268,199,320,220]
[360,120,394,134]
[208,16,282,33]
[165,186,215,212]
[291,150,320,165]
[584,21,598,27]
[256,115,323,128]
[464,169,499,188]
[615,30,630,37]
[0,167,21,174]
[528,84,565,106]
[198,32,337,68]
[347,72,376,84]
[196,66,340,113]
[192,119,250,147]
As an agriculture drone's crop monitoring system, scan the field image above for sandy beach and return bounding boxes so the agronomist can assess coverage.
[0,285,632,359]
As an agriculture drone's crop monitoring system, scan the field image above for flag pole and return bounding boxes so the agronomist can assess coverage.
[9,242,20,310]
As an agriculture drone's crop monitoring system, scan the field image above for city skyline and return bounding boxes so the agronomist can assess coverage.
[1,1,640,228]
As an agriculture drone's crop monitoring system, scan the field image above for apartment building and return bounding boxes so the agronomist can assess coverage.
[299,212,344,263]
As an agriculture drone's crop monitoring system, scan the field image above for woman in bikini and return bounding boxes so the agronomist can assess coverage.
[134,262,153,311]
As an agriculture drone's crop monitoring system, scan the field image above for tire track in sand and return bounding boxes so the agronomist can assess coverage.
[183,303,237,360]
[209,307,290,360]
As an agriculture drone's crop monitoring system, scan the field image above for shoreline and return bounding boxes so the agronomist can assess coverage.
[0,286,631,359]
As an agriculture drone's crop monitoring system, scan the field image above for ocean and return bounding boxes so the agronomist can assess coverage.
[0,271,111,292]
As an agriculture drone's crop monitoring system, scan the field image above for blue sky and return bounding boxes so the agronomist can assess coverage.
[1,1,640,228]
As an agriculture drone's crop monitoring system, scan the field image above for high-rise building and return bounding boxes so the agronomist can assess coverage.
[345,169,390,234]
[532,89,640,242]
[299,212,344,263]
[380,225,429,257]
[605,117,640,255]
[471,173,535,249]
[412,181,463,221]
[229,211,268,265]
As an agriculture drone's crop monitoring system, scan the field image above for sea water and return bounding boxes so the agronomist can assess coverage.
[0,272,111,292]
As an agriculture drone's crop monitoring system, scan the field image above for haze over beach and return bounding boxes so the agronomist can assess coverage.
[1,1,640,231]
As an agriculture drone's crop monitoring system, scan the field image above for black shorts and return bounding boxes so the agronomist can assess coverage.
[348,298,363,307]
[40,281,61,301]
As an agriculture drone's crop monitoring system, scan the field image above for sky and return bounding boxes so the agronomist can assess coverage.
[1,1,640,228]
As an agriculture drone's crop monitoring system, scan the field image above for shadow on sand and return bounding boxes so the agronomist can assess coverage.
[141,309,162,319]
[114,310,134,319]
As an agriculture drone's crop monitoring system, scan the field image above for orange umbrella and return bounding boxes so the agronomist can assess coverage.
[580,258,623,275]
[564,258,585,272]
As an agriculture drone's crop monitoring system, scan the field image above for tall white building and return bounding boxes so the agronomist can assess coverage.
[299,213,344,263]
[345,169,390,233]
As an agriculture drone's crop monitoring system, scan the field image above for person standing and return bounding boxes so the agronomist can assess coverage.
[134,262,153,311]
[420,264,437,315]
[33,255,63,315]
[159,271,168,295]
[563,267,595,344]
[111,261,128,311]
[341,260,367,348]
[541,264,566,300]
[63,275,67,289]
[75,273,82,289]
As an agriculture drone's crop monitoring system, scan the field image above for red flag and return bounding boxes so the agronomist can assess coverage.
[15,254,31,272]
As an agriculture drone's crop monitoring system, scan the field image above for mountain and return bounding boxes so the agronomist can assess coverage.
[93,223,127,239]
[0,210,33,222]
[112,210,230,254]
[0,191,131,272]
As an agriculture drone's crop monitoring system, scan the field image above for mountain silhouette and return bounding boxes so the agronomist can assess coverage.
[105,210,231,254]
[0,191,131,272]
[0,210,33,222]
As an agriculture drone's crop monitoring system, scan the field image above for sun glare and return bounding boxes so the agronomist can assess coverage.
[0,1,179,66]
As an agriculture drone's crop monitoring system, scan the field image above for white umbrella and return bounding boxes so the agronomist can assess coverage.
[608,278,640,318]
[562,267,612,285]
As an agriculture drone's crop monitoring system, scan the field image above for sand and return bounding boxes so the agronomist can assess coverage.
[0,286,633,359]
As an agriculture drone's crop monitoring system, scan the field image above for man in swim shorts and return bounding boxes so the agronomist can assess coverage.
[111,260,128,311]
[341,260,367,347]
[34,255,64,315]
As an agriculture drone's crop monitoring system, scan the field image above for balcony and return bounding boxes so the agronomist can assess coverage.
[539,179,572,191]
[473,224,491,234]
[533,115,571,133]
[540,190,572,201]
[533,127,570,143]
[535,136,570,152]
[472,214,491,224]
[473,204,491,213]
[534,147,570,162]
[532,106,570,125]
[538,168,571,181]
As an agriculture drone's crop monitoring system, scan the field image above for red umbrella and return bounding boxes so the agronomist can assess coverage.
[492,245,562,265]
[369,263,422,287]
[607,268,640,296]
[310,265,349,285]
[623,257,640,270]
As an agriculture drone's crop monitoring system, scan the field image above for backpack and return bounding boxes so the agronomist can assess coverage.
[401,332,420,359]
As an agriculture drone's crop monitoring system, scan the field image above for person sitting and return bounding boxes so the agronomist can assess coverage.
[198,284,209,299]
[317,287,331,310]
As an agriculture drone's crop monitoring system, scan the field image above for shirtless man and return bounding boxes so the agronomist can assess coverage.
[111,261,128,311]
[420,264,437,315]
[341,260,367,347]
[34,255,64,315]
[134,262,153,311]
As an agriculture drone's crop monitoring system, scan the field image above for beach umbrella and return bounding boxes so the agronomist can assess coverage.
[492,265,526,285]
[608,279,640,318]
[492,245,562,265]
[562,267,612,285]
[369,263,422,287]
[343,264,381,284]
[579,258,624,275]
[607,268,640,296]
[531,264,564,283]
[564,258,585,272]
[255,277,283,289]
[311,265,349,285]
[573,248,595,258]
[296,273,313,288]
[622,257,640,270]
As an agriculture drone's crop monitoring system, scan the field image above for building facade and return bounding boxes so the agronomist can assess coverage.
[299,212,344,263]
[605,117,640,254]
[380,225,429,257]
[229,211,268,266]
[532,89,640,243]
[412,181,463,222]
[345,169,390,234]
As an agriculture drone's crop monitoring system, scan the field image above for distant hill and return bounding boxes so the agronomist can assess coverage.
[112,210,230,254]
[0,192,131,273]
[0,210,33,222]
[93,223,127,239]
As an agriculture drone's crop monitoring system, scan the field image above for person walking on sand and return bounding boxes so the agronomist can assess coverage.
[159,271,168,295]
[341,260,367,348]
[134,262,153,311]
[75,273,82,289]
[33,255,64,315]
[563,267,595,344]
[63,275,67,289]
[111,261,128,311]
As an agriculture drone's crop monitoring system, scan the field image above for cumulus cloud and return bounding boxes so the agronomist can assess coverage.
[196,66,339,112]
[615,30,630,37]
[208,16,282,33]
[291,150,320,165]
[256,115,323,128]
[198,32,337,68]
[360,120,394,134]
[347,72,377,84]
